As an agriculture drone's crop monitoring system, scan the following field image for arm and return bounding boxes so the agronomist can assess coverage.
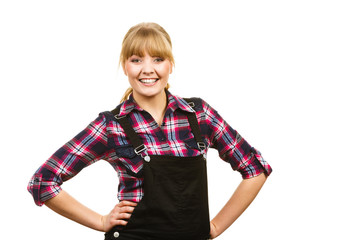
[199,100,272,238]
[45,190,104,231]
[209,173,267,239]
[27,114,109,206]
[45,190,137,232]
[28,114,135,231]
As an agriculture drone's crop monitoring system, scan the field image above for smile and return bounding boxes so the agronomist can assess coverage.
[139,78,159,84]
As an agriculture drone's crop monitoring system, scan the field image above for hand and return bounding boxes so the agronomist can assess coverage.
[101,201,138,232]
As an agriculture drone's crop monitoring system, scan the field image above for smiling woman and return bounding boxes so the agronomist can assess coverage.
[123,52,172,126]
[124,53,172,104]
[119,22,174,103]
[27,22,272,240]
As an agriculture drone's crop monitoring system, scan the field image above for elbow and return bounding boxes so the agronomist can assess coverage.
[256,172,268,183]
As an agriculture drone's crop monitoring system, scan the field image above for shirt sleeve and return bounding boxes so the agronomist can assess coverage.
[201,100,272,179]
[27,113,110,206]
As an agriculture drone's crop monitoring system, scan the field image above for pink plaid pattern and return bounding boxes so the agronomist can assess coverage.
[28,91,272,206]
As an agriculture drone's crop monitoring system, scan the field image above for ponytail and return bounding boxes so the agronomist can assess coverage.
[120,87,134,103]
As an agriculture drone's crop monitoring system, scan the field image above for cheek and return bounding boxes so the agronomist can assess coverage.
[159,63,172,76]
[125,65,139,77]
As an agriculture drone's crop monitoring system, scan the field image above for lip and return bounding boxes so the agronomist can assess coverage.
[138,78,159,86]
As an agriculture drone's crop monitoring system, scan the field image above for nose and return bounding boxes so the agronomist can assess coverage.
[141,59,155,75]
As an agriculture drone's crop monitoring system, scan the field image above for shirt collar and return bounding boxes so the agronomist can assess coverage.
[167,91,195,113]
[117,90,195,117]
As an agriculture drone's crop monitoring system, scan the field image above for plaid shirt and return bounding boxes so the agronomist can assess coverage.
[28,91,272,206]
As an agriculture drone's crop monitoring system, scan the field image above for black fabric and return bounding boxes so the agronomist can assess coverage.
[115,115,144,152]
[105,155,210,240]
[106,102,210,240]
[182,98,204,144]
[183,111,204,149]
[183,97,203,112]
[111,106,144,151]
[105,154,210,240]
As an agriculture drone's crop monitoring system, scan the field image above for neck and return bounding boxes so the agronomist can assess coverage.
[133,90,168,125]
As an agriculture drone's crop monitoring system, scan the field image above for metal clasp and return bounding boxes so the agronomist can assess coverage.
[114,114,125,120]
[197,142,206,151]
[197,142,207,160]
[134,144,147,155]
[134,144,151,162]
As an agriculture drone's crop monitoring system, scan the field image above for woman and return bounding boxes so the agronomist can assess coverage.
[28,22,272,239]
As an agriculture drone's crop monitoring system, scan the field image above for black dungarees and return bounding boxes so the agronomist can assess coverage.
[105,101,210,240]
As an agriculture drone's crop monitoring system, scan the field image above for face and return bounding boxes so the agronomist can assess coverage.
[123,52,173,100]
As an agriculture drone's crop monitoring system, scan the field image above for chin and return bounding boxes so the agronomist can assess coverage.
[134,88,166,98]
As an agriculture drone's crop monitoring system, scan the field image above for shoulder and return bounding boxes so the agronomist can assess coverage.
[176,96,220,126]
[99,101,128,123]
[182,97,204,112]
[180,96,216,115]
[93,104,124,133]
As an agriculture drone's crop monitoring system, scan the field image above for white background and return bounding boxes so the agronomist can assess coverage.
[1,0,359,239]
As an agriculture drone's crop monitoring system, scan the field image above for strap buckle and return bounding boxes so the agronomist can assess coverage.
[134,144,147,155]
[114,114,126,120]
[197,142,206,151]
[188,102,195,108]
[197,142,207,160]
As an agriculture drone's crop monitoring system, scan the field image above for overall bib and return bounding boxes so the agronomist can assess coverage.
[105,106,210,240]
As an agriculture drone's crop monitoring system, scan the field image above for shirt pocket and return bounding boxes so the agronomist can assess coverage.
[182,136,199,149]
[179,135,209,157]
[115,144,144,177]
[180,128,209,149]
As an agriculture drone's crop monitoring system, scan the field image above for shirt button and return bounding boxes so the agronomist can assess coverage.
[113,231,120,238]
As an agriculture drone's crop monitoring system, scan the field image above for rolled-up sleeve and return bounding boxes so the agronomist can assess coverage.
[202,101,272,179]
[27,113,109,206]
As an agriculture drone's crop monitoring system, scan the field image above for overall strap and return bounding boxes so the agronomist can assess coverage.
[111,108,147,156]
[183,98,206,153]
[184,112,206,153]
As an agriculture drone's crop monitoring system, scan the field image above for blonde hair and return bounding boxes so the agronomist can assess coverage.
[119,22,174,103]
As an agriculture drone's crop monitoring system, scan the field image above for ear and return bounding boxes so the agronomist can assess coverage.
[170,63,173,74]
[122,63,128,76]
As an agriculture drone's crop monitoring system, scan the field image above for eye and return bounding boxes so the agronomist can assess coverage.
[130,58,141,63]
[129,55,142,63]
[154,57,164,62]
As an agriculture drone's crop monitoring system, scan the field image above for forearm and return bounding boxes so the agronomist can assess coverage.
[210,173,267,238]
[45,190,104,232]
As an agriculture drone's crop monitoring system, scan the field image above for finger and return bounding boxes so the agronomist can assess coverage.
[117,206,136,214]
[117,200,138,207]
[111,219,129,226]
[117,212,132,220]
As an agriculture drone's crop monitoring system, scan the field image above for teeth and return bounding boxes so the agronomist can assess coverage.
[140,78,158,83]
